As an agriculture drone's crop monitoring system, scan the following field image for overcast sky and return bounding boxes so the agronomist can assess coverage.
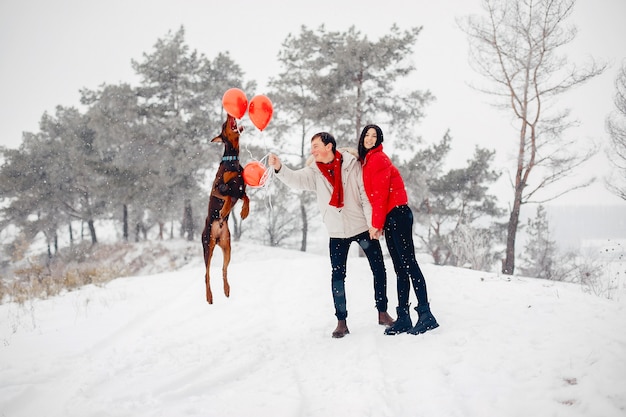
[1,0,625,206]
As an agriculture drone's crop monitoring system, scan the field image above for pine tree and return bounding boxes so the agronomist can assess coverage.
[266,24,433,251]
[131,26,253,241]
[519,205,558,279]
[406,133,504,268]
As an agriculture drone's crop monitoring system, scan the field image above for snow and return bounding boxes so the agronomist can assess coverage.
[1,240,625,417]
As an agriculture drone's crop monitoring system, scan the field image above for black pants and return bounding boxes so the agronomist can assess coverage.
[384,205,429,310]
[329,231,388,320]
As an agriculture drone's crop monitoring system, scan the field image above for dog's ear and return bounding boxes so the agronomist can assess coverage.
[211,135,224,143]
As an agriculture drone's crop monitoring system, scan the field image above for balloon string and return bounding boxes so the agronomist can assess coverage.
[242,131,273,189]
[257,153,274,212]
[242,130,274,212]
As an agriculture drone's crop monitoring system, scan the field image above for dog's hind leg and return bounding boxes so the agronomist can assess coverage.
[220,240,231,298]
[213,220,232,299]
[201,220,214,304]
[209,220,231,301]
[205,241,216,304]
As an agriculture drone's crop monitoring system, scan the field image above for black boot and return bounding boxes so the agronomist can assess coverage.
[384,306,412,335]
[408,304,439,335]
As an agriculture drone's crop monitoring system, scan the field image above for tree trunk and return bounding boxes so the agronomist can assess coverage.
[300,194,308,252]
[123,204,129,241]
[503,117,531,275]
[182,199,194,241]
[232,214,241,241]
[88,219,97,244]
[503,187,523,275]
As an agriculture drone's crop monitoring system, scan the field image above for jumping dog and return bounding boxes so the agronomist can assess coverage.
[201,114,249,304]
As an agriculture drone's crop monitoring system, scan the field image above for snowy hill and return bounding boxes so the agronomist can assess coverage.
[1,241,625,417]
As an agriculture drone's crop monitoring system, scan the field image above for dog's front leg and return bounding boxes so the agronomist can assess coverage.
[240,194,250,220]
[219,197,233,219]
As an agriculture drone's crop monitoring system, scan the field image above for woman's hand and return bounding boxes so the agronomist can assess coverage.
[369,227,382,240]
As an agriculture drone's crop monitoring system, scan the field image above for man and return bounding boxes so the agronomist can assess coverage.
[268,132,394,338]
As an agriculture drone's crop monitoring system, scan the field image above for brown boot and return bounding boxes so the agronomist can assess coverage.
[378,311,395,327]
[332,320,350,338]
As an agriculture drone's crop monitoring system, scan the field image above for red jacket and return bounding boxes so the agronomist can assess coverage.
[362,145,408,229]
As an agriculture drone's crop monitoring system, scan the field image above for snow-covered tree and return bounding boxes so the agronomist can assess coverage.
[131,26,254,241]
[267,24,433,251]
[406,132,505,268]
[606,62,626,200]
[519,205,558,279]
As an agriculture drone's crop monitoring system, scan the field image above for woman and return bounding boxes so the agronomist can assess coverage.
[358,124,439,335]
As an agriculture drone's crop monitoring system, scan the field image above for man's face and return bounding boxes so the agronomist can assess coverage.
[311,136,334,163]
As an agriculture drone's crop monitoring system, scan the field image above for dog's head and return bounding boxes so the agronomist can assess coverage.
[211,114,244,150]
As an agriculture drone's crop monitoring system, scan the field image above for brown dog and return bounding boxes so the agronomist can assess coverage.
[201,114,250,304]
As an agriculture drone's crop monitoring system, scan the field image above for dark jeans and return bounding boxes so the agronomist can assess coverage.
[383,205,429,310]
[329,231,388,320]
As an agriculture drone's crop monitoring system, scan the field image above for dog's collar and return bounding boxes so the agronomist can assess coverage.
[222,155,238,161]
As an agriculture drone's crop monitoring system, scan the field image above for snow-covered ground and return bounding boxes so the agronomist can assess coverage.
[1,241,625,417]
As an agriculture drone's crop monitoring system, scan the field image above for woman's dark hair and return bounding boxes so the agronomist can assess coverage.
[312,132,336,153]
[357,124,384,160]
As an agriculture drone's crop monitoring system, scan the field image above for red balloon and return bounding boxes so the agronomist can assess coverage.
[248,95,273,131]
[222,88,248,119]
[243,161,268,187]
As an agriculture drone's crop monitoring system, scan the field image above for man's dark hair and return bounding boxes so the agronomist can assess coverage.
[312,132,336,153]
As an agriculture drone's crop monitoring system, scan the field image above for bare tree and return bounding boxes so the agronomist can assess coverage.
[606,62,626,200]
[459,0,606,275]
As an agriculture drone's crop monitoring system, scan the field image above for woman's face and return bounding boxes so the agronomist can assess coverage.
[363,128,378,150]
